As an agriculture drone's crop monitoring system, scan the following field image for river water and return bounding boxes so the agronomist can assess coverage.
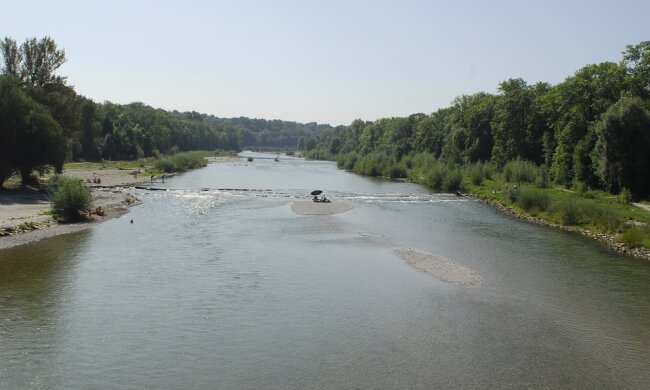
[1,153,649,389]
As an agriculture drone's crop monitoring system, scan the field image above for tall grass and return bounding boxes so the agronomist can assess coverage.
[49,176,93,222]
[420,160,464,192]
[619,226,650,248]
[155,151,208,173]
[503,159,538,183]
[353,152,395,177]
[536,167,551,188]
[336,152,359,170]
[465,162,494,186]
[442,168,463,192]
[516,188,550,212]
[304,148,334,161]
[550,197,625,231]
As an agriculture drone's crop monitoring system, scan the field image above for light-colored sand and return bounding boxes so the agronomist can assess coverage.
[291,200,353,215]
[394,248,483,287]
[0,206,131,250]
[0,157,247,249]
[1,170,142,249]
[63,168,145,187]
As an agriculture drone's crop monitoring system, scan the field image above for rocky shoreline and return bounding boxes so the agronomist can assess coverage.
[474,196,650,261]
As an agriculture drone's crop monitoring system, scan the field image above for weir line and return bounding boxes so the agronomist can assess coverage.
[128,186,470,205]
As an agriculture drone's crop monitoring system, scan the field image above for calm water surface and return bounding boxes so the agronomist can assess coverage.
[1,153,650,389]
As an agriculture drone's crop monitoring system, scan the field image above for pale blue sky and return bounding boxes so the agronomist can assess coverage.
[3,0,648,125]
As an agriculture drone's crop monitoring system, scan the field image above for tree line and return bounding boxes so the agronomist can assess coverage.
[0,36,335,187]
[306,41,650,198]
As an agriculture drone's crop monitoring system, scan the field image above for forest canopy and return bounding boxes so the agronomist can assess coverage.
[305,41,650,197]
[0,36,335,187]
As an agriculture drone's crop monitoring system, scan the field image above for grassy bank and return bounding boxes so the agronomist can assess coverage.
[64,150,237,176]
[336,152,650,252]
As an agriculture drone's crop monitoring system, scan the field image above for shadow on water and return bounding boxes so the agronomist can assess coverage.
[0,230,91,388]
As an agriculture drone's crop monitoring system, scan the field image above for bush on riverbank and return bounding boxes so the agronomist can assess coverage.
[465,162,494,185]
[517,188,550,212]
[304,148,334,161]
[503,159,539,184]
[336,152,359,170]
[619,226,650,248]
[353,152,395,177]
[327,150,650,250]
[549,197,626,231]
[155,151,208,173]
[49,176,93,222]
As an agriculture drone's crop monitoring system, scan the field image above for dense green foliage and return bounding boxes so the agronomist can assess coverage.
[154,151,208,173]
[0,36,336,188]
[307,41,650,199]
[48,176,92,222]
[1,37,72,185]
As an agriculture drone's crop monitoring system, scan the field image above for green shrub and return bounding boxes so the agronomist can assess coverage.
[483,163,494,180]
[403,155,414,170]
[517,188,550,212]
[507,185,520,202]
[465,162,493,186]
[550,197,625,231]
[336,152,359,170]
[466,164,484,185]
[618,188,633,204]
[304,148,334,161]
[572,179,589,193]
[503,159,538,183]
[155,151,208,173]
[49,176,93,222]
[442,169,463,192]
[619,226,650,248]
[389,162,407,179]
[425,164,445,190]
[536,168,551,189]
[553,198,583,225]
[353,152,394,177]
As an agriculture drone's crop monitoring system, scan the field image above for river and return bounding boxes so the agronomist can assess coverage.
[1,152,649,389]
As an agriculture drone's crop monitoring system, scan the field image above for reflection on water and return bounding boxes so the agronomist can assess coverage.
[1,155,649,389]
[0,232,91,388]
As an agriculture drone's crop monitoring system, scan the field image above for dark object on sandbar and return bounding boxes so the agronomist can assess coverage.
[310,190,323,196]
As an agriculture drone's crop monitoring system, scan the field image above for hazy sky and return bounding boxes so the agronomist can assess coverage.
[3,0,648,125]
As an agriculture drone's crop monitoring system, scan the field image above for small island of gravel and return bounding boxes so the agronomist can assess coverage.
[291,200,353,215]
[394,248,483,287]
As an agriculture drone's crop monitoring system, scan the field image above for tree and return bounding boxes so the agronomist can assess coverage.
[20,36,66,86]
[594,96,650,196]
[0,75,67,185]
[0,37,22,76]
[547,62,627,183]
[622,41,650,98]
[491,78,532,167]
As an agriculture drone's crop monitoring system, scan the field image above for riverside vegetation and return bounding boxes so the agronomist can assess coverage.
[2,36,650,251]
[0,36,335,188]
[307,41,650,253]
[48,176,92,222]
[334,152,650,252]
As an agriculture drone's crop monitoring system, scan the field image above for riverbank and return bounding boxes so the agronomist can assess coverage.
[464,193,650,261]
[0,156,242,250]
[0,185,140,250]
